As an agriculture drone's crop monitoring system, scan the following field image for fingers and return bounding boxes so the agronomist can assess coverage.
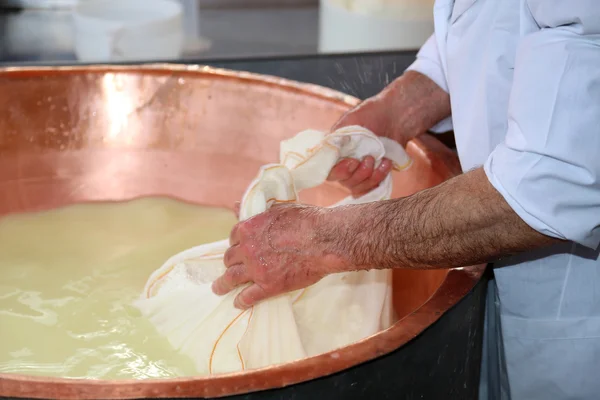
[212,264,249,296]
[351,158,393,197]
[328,155,394,198]
[327,158,360,181]
[339,156,375,188]
[223,244,244,268]
[234,283,269,310]
[233,202,241,219]
[215,241,247,295]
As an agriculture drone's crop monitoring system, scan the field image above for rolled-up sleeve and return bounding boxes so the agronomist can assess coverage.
[406,34,453,133]
[484,0,600,248]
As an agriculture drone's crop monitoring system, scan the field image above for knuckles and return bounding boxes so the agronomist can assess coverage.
[227,204,310,291]
[223,246,239,267]
[237,241,255,259]
[226,266,244,281]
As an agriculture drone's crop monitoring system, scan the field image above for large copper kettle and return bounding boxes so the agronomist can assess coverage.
[0,64,484,399]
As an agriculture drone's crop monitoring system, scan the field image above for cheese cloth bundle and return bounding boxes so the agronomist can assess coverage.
[134,126,412,375]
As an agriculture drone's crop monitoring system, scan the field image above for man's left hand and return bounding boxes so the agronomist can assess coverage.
[212,204,349,309]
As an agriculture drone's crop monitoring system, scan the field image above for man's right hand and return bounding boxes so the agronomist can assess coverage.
[327,93,397,198]
[327,70,452,198]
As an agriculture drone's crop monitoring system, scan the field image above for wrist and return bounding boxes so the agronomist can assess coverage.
[318,204,382,272]
[382,71,451,145]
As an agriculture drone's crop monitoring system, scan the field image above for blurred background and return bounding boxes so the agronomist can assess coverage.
[0,0,435,64]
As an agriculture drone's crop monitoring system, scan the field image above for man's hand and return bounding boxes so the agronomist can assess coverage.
[212,204,348,309]
[328,94,396,198]
[213,168,560,309]
[328,71,452,197]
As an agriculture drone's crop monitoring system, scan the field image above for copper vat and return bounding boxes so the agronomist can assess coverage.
[0,64,485,400]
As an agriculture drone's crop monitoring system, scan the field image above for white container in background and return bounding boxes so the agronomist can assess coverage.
[178,0,211,55]
[4,9,74,56]
[72,0,184,62]
[318,0,434,53]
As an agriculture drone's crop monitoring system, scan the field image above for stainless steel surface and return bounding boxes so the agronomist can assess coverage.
[0,6,321,63]
[0,0,76,9]
[0,1,434,65]
[198,0,318,8]
[0,0,318,8]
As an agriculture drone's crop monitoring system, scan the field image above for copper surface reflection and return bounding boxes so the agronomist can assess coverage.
[0,64,484,400]
[102,73,132,141]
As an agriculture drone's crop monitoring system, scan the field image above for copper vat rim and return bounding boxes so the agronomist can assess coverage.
[0,63,486,400]
[0,63,361,108]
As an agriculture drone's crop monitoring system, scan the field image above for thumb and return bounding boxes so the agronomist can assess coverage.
[234,284,270,310]
[331,107,362,132]
[331,114,352,132]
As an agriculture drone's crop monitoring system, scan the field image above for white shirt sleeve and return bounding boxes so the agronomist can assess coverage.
[484,0,600,249]
[406,34,453,133]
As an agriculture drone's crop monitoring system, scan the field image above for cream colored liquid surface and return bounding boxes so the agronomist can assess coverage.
[0,198,237,380]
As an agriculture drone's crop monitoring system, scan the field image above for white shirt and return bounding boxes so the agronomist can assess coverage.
[408,0,600,248]
[406,1,600,398]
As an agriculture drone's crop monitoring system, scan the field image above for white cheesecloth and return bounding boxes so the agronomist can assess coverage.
[134,125,412,375]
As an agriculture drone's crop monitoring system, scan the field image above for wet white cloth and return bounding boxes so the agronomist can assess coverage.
[134,126,412,375]
[407,0,600,398]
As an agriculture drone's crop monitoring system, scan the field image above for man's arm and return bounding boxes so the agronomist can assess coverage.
[331,0,600,271]
[327,70,451,196]
[215,165,559,309]
[375,70,452,146]
[214,2,600,309]
[328,34,452,195]
[332,34,452,146]
[213,166,559,309]
[329,168,560,271]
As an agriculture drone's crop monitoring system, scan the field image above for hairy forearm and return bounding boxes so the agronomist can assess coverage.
[381,71,451,145]
[331,168,561,270]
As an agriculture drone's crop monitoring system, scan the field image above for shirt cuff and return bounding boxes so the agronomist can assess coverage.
[428,116,453,134]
